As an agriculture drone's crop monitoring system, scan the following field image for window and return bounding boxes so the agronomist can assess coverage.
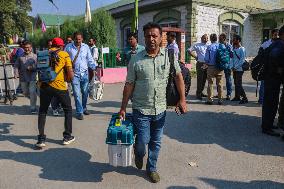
[160,22,179,28]
[222,21,240,44]
[123,26,131,48]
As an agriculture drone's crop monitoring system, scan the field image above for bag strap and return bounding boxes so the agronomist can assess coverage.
[72,45,81,67]
[234,50,240,60]
[168,49,176,77]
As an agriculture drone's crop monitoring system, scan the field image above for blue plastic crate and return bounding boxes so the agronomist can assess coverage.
[106,113,134,145]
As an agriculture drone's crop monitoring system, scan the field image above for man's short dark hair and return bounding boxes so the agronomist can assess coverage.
[167,32,176,37]
[143,22,162,35]
[23,40,32,46]
[127,32,138,40]
[233,34,242,42]
[210,34,217,42]
[279,25,284,36]
[220,33,226,39]
[66,35,72,39]
[271,29,279,34]
[73,31,83,39]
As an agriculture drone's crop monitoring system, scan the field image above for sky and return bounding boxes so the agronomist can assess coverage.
[29,0,120,16]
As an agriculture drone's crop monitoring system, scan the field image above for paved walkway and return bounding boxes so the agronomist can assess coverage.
[0,73,283,189]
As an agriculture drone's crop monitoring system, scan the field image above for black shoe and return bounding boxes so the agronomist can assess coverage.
[201,93,207,97]
[205,101,213,105]
[63,136,75,145]
[271,125,279,130]
[135,155,143,170]
[226,95,231,100]
[239,99,248,104]
[83,110,90,115]
[35,135,46,148]
[231,97,241,101]
[213,95,218,98]
[262,129,280,137]
[147,171,160,183]
[76,114,84,120]
[218,100,223,105]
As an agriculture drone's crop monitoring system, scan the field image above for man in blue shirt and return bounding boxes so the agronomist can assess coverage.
[219,33,233,100]
[204,33,223,105]
[65,32,96,120]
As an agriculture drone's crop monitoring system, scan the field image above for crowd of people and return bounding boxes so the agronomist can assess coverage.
[0,22,283,183]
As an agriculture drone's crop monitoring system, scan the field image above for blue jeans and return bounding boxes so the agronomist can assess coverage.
[259,80,264,104]
[224,69,232,96]
[72,74,89,115]
[132,109,166,172]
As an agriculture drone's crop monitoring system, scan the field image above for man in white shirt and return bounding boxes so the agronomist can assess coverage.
[88,37,99,62]
[188,34,209,100]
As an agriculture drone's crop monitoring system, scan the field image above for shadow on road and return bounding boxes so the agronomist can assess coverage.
[167,186,197,189]
[0,148,146,182]
[164,111,284,157]
[199,178,284,189]
[0,123,146,182]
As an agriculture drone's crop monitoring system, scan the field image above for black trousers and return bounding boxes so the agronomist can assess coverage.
[262,77,283,130]
[277,87,284,127]
[233,71,247,99]
[38,84,72,137]
[196,61,207,96]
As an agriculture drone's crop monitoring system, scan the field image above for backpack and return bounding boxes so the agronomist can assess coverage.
[179,63,191,97]
[250,49,266,81]
[215,44,231,70]
[166,49,191,107]
[37,50,63,83]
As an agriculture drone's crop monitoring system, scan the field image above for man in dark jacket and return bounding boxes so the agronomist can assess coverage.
[261,25,284,137]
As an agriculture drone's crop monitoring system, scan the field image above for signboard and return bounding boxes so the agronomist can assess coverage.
[181,34,185,43]
[102,47,110,54]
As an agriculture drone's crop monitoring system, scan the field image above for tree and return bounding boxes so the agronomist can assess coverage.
[61,10,117,48]
[0,0,32,42]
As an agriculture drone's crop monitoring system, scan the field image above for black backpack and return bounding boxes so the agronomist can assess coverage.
[179,63,191,97]
[166,49,191,106]
[250,48,267,81]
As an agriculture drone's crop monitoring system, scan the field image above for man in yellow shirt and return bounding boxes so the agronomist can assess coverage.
[36,37,75,148]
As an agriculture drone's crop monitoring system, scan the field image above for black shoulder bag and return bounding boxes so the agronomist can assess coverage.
[234,50,249,71]
[166,49,180,106]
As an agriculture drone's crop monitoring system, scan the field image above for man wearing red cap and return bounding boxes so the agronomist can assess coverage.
[36,37,75,148]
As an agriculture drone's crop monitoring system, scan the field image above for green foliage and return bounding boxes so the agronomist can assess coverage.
[31,10,117,49]
[30,27,58,49]
[0,0,32,42]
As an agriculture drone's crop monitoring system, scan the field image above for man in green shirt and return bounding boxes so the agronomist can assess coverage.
[124,32,145,66]
[119,22,187,183]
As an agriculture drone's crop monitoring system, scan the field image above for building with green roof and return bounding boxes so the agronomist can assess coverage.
[104,0,283,57]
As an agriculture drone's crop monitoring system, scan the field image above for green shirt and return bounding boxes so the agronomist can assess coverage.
[126,48,181,115]
[124,44,145,65]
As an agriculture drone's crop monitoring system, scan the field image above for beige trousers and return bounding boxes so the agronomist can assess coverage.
[206,66,223,101]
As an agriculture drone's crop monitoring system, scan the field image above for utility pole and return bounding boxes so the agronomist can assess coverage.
[48,0,60,36]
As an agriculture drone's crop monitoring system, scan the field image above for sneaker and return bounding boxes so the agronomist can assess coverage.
[147,171,160,183]
[52,109,60,116]
[201,93,207,97]
[239,99,248,104]
[135,155,143,170]
[83,110,90,115]
[31,109,37,114]
[35,135,46,148]
[205,101,213,105]
[76,114,84,120]
[226,95,231,100]
[63,136,75,145]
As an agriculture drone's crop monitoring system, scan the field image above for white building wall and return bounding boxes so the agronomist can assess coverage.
[195,5,262,57]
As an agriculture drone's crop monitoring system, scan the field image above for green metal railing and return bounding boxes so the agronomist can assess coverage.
[101,47,192,68]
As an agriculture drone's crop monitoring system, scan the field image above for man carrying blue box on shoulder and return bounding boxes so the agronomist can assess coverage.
[119,22,187,183]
